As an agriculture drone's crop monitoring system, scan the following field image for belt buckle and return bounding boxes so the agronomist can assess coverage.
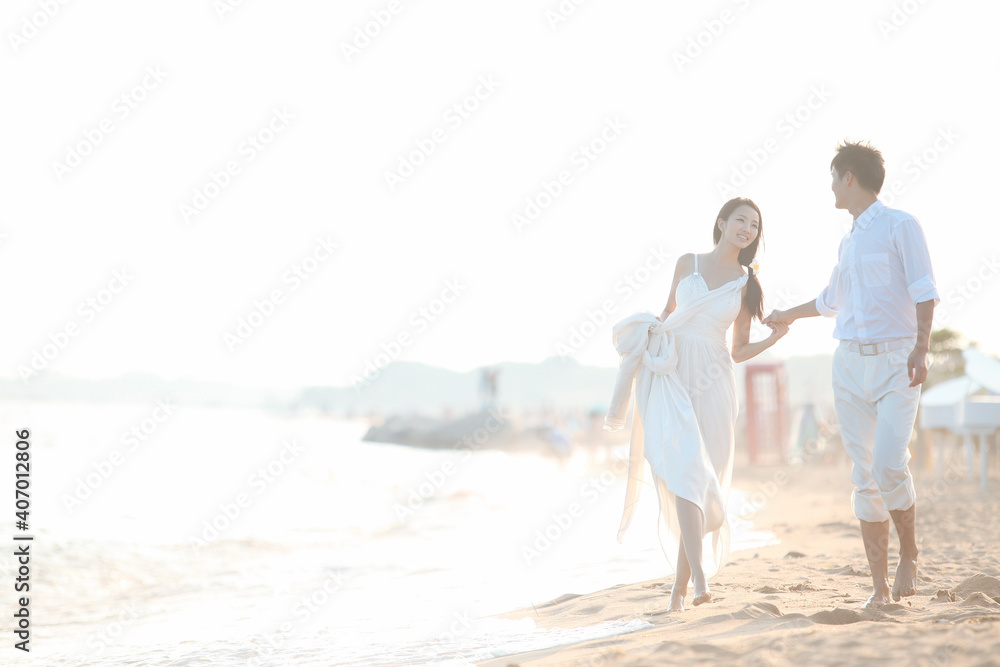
[858,343,879,356]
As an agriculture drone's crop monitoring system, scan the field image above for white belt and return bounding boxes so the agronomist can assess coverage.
[841,339,913,356]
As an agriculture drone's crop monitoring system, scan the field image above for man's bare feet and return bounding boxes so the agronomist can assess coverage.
[889,506,918,602]
[892,557,918,601]
[859,519,891,610]
[862,584,891,609]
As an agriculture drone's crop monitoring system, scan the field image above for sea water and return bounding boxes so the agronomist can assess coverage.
[0,400,777,666]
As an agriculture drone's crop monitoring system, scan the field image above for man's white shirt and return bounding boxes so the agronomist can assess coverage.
[816,200,939,342]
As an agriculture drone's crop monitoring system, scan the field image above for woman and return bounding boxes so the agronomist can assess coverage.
[604,197,788,612]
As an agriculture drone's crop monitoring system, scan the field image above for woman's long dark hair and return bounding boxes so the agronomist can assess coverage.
[712,197,764,321]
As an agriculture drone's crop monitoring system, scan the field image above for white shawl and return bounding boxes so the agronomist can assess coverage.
[604,276,745,542]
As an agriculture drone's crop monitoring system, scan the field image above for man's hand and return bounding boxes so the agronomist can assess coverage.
[907,346,929,387]
[763,309,791,326]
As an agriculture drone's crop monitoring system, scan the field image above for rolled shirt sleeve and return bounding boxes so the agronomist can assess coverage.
[893,217,940,305]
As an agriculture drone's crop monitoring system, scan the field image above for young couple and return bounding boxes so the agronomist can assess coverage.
[605,141,938,612]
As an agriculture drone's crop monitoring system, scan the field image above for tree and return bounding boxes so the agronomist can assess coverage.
[924,327,967,390]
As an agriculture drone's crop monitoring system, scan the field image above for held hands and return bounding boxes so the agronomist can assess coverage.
[765,320,789,343]
[762,309,793,326]
[908,346,929,387]
[761,309,791,346]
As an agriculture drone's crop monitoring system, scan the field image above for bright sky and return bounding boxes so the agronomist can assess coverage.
[3,0,998,390]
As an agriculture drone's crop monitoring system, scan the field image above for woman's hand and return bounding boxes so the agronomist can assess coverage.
[766,321,789,343]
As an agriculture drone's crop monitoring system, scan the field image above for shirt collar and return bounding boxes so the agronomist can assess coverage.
[853,200,885,230]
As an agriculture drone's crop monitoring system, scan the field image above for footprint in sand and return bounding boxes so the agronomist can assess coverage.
[808,608,864,625]
[573,605,606,615]
[730,602,784,619]
[754,585,785,594]
[809,607,896,624]
[824,565,869,577]
[818,521,857,530]
[875,603,909,616]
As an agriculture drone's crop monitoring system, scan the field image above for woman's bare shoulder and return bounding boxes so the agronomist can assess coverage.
[675,253,696,272]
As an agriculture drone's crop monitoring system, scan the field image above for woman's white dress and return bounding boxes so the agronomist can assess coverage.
[605,256,747,580]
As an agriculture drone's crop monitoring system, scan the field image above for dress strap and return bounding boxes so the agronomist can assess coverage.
[693,254,699,275]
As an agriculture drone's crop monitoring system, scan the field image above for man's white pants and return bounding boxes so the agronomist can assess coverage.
[832,339,920,523]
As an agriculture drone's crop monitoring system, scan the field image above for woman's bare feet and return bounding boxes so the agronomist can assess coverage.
[692,587,712,606]
[892,557,918,601]
[691,573,712,606]
[667,585,686,612]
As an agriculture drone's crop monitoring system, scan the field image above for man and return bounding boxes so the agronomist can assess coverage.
[764,140,938,608]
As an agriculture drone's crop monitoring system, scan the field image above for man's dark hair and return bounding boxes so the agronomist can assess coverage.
[830,140,885,194]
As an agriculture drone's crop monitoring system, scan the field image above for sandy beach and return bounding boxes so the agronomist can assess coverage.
[483,452,1000,666]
